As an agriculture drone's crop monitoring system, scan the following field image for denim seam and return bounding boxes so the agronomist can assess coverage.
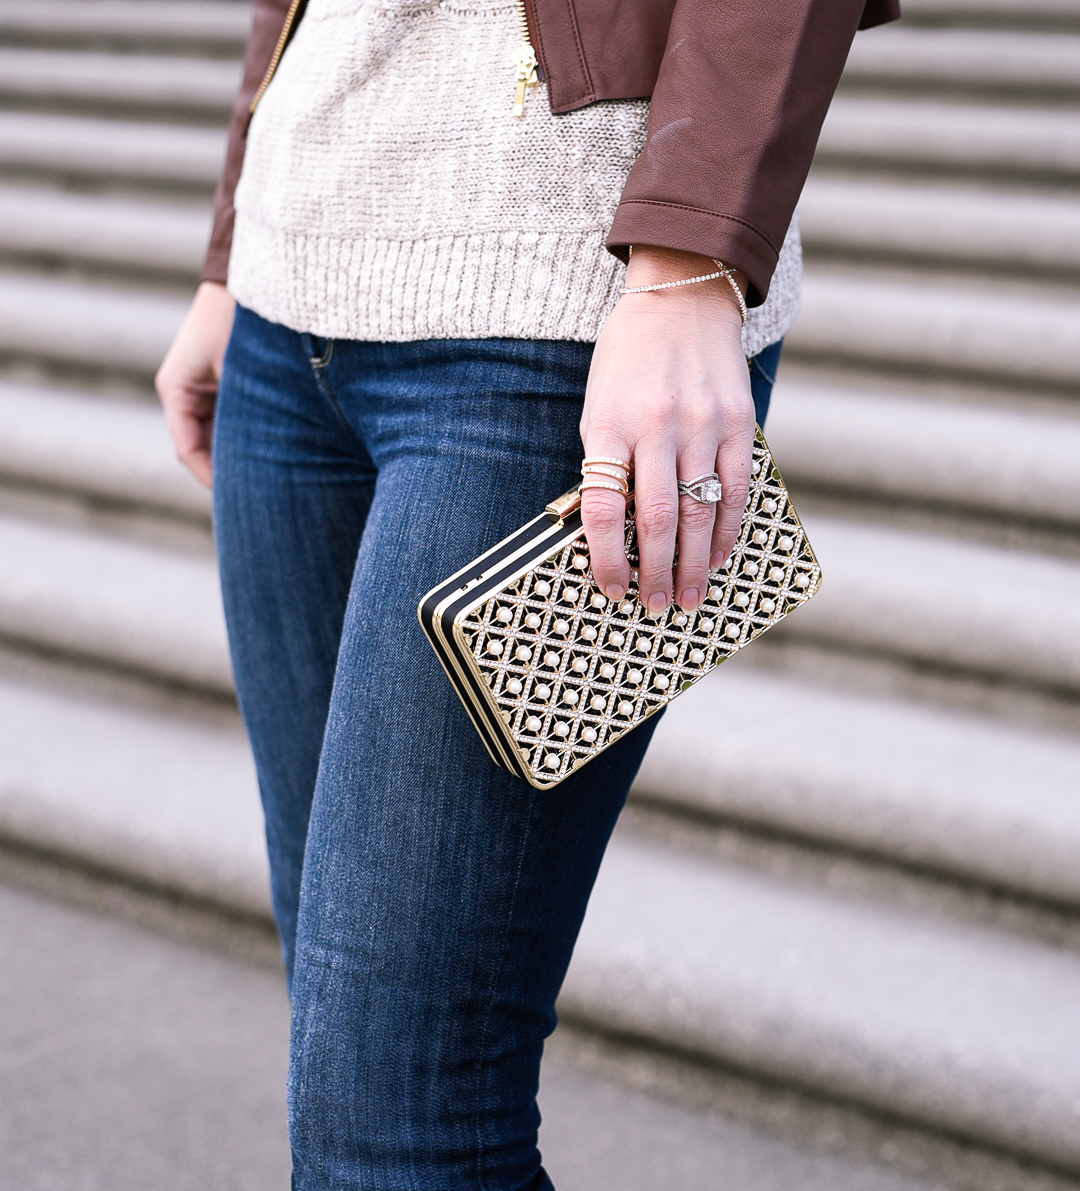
[750,352,777,387]
[309,339,334,369]
[472,784,543,1191]
[306,349,370,453]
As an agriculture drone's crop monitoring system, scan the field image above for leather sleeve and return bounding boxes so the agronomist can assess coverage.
[606,0,899,306]
[201,0,297,285]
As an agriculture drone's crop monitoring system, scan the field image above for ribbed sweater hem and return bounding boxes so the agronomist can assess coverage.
[228,223,628,344]
[228,217,801,356]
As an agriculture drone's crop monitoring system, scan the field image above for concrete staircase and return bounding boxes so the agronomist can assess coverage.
[2,1,1080,1185]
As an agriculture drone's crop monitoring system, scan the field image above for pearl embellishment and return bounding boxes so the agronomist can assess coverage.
[572,554,589,570]
[562,587,579,603]
[545,754,559,770]
[708,586,723,600]
[572,658,588,673]
[795,573,810,588]
[743,561,759,576]
[762,499,777,513]
[526,716,541,731]
[673,613,688,626]
[753,530,767,545]
[655,674,670,690]
[581,626,597,642]
[618,700,634,716]
[619,600,635,615]
[725,623,740,639]
[769,566,784,582]
[698,618,714,632]
[627,669,642,684]
[497,607,513,623]
[535,684,551,700]
[751,461,761,475]
[534,581,551,596]
[636,637,652,653]
[690,649,705,664]
[581,727,598,743]
[563,690,579,705]
[600,663,615,678]
[590,695,607,710]
[554,721,570,736]
[516,645,532,661]
[590,593,606,609]
[734,592,749,608]
[609,632,625,647]
[525,613,541,629]
[506,679,523,695]
[488,640,503,656]
[544,651,560,667]
[779,536,793,551]
[760,598,776,613]
[663,642,678,658]
[554,619,570,635]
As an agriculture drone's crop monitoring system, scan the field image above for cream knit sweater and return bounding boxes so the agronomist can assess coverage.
[228,0,801,357]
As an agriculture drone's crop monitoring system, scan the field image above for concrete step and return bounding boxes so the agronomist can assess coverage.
[799,176,1080,277]
[818,97,1080,180]
[0,672,265,914]
[843,26,1080,98]
[901,0,1080,30]
[0,0,251,54]
[765,378,1080,528]
[4,665,1079,1177]
[0,271,188,377]
[0,381,210,519]
[0,111,224,189]
[635,665,1080,908]
[0,513,230,691]
[787,512,1080,693]
[563,832,1080,1175]
[3,476,1078,712]
[789,269,1080,390]
[0,184,209,276]
[0,47,239,118]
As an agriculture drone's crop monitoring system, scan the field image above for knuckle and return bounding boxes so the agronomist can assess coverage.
[581,498,627,536]
[721,479,750,509]
[635,497,679,540]
[677,500,715,531]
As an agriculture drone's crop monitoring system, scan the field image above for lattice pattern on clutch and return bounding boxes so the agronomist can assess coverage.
[420,431,821,788]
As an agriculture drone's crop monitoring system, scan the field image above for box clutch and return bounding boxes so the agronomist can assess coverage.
[418,428,821,789]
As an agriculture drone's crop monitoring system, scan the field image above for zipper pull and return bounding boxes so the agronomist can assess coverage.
[512,44,539,117]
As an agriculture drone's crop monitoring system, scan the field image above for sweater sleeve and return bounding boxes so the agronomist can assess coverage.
[201,0,300,285]
[606,0,898,306]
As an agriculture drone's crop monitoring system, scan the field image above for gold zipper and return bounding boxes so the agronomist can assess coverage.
[512,0,539,117]
[249,0,305,114]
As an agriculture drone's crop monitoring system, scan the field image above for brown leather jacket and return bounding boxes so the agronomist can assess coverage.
[203,0,899,305]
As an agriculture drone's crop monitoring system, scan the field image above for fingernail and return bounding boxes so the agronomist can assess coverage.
[646,591,669,617]
[679,588,699,612]
[605,584,625,601]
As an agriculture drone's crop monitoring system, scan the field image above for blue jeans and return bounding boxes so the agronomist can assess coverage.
[213,306,780,1190]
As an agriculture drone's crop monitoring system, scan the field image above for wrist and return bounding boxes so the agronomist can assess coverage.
[622,245,748,321]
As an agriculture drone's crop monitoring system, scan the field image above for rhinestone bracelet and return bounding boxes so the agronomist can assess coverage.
[620,249,748,324]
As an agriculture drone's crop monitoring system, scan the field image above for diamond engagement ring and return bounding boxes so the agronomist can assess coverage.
[677,472,722,503]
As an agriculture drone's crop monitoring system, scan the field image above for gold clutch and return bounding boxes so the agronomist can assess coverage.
[419,429,821,788]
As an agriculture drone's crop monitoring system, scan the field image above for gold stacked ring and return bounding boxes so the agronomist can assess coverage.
[580,455,630,497]
[580,478,629,495]
[582,456,630,471]
[581,463,627,482]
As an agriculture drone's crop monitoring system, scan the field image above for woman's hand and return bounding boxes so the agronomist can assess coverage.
[155,281,236,487]
[580,246,755,615]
